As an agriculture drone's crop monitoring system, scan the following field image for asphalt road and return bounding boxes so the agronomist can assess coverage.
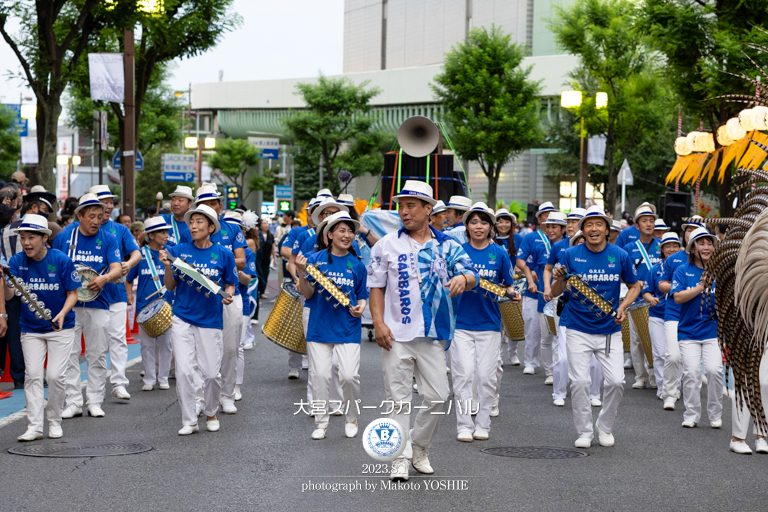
[0,287,766,511]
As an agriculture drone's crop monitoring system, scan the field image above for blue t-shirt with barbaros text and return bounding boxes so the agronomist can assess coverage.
[455,242,514,332]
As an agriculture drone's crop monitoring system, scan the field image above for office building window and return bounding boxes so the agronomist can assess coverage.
[559,181,604,213]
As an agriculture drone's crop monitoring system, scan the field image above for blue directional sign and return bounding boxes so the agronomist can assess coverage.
[112,149,144,171]
[161,153,195,182]
[1,104,28,136]
[261,148,279,160]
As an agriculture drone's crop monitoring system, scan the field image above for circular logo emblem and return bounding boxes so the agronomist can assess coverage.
[362,418,405,461]
[430,257,448,279]
[71,270,81,283]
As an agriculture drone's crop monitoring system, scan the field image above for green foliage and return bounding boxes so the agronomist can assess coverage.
[284,76,387,196]
[432,25,544,206]
[208,138,276,202]
[0,106,21,181]
[548,0,675,214]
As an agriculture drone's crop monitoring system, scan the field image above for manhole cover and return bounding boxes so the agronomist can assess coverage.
[8,442,153,458]
[481,446,588,459]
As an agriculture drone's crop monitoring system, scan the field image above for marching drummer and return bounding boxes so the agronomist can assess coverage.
[451,203,518,442]
[126,217,174,392]
[161,185,194,246]
[494,208,522,367]
[522,210,567,384]
[10,214,80,441]
[641,232,680,399]
[295,211,368,440]
[159,204,237,435]
[670,227,722,430]
[550,206,641,449]
[622,204,661,391]
[53,194,123,419]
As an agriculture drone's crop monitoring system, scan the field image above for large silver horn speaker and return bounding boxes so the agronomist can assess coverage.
[397,116,440,158]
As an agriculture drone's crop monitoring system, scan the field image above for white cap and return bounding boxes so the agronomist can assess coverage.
[223,210,243,227]
[445,195,472,211]
[542,211,567,226]
[431,200,447,214]
[654,218,670,231]
[169,185,194,200]
[687,227,716,252]
[319,210,360,240]
[638,201,657,215]
[461,202,496,225]
[316,188,334,199]
[567,207,587,220]
[303,197,319,211]
[392,180,437,206]
[143,217,170,234]
[14,214,51,236]
[681,215,706,230]
[659,232,681,247]
[311,197,349,226]
[536,202,556,217]
[89,184,117,200]
[577,205,612,231]
[569,230,584,247]
[74,193,106,215]
[195,185,221,204]
[611,220,622,232]
[337,194,355,206]
[633,204,657,223]
[184,204,221,235]
[495,208,516,223]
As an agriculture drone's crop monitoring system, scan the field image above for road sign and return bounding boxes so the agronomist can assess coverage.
[1,104,29,136]
[274,185,292,200]
[261,148,279,160]
[161,153,195,182]
[113,149,144,171]
[247,137,280,149]
[618,159,633,186]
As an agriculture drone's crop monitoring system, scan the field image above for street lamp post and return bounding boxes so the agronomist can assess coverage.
[560,91,607,208]
[57,154,81,197]
[185,136,216,186]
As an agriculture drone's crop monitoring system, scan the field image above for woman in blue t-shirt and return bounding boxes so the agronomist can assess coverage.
[494,209,523,367]
[159,205,237,436]
[671,227,721,429]
[9,214,80,442]
[295,211,368,441]
[451,203,518,443]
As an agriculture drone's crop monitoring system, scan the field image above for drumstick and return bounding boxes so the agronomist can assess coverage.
[156,192,163,217]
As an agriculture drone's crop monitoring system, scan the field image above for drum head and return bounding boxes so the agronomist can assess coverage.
[512,278,527,296]
[138,298,166,322]
[76,265,100,302]
[544,300,555,318]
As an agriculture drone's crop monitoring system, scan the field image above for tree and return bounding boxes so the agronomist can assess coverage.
[0,106,21,180]
[207,138,279,203]
[283,76,387,196]
[432,25,544,206]
[0,0,110,190]
[641,0,768,217]
[549,0,675,215]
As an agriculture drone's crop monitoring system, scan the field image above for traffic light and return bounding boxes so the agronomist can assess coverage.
[223,185,240,210]
[278,200,290,211]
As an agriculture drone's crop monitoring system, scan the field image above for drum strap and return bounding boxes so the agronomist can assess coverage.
[635,240,653,271]
[538,230,551,256]
[171,216,180,244]
[142,246,163,293]
[67,228,78,260]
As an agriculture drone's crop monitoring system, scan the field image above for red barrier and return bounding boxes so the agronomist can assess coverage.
[131,311,139,334]
[0,346,11,383]
[126,316,138,344]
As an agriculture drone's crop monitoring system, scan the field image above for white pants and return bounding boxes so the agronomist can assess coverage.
[237,315,252,386]
[288,352,303,370]
[662,320,682,399]
[567,329,625,437]
[65,307,110,407]
[648,317,666,396]
[220,294,243,404]
[22,329,75,431]
[172,317,223,425]
[522,296,541,368]
[107,302,129,389]
[494,334,504,399]
[304,307,342,403]
[307,342,360,429]
[628,312,651,383]
[679,338,723,424]
[382,338,450,459]
[539,313,556,376]
[553,325,602,400]
[451,330,500,433]
[139,325,172,386]
[732,346,768,439]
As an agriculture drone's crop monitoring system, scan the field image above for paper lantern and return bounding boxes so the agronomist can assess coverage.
[717,125,735,147]
[726,117,747,140]
[740,109,757,131]
[675,137,693,156]
[693,132,715,153]
[752,106,768,131]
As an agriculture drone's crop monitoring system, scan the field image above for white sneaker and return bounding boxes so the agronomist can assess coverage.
[632,379,646,389]
[623,358,632,369]
[140,370,145,377]
[590,398,602,407]
[196,404,204,417]
[457,430,473,442]
[682,420,697,428]
[755,438,768,453]
[544,375,553,385]
[249,319,259,326]
[301,355,309,370]
[61,404,82,419]
[345,421,358,438]
[234,391,242,401]
[111,386,131,400]
[243,342,254,350]
[412,445,433,474]
[490,404,500,417]
[221,401,237,414]
[178,424,199,436]
[510,356,521,366]
[413,382,418,391]
[595,422,614,447]
[663,397,676,410]
[553,399,565,407]
[523,366,535,375]
[710,418,722,428]
[311,428,326,440]
[288,369,300,379]
[701,374,708,386]
[206,418,220,432]
[142,383,154,391]
[48,423,63,439]
[159,382,170,390]
[17,428,43,442]
[730,439,752,454]
[446,366,451,374]
[87,405,105,417]
[473,428,489,440]
[390,457,409,481]
[574,435,593,448]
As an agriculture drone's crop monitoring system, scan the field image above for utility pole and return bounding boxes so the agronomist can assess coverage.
[319,154,324,189]
[123,26,136,219]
